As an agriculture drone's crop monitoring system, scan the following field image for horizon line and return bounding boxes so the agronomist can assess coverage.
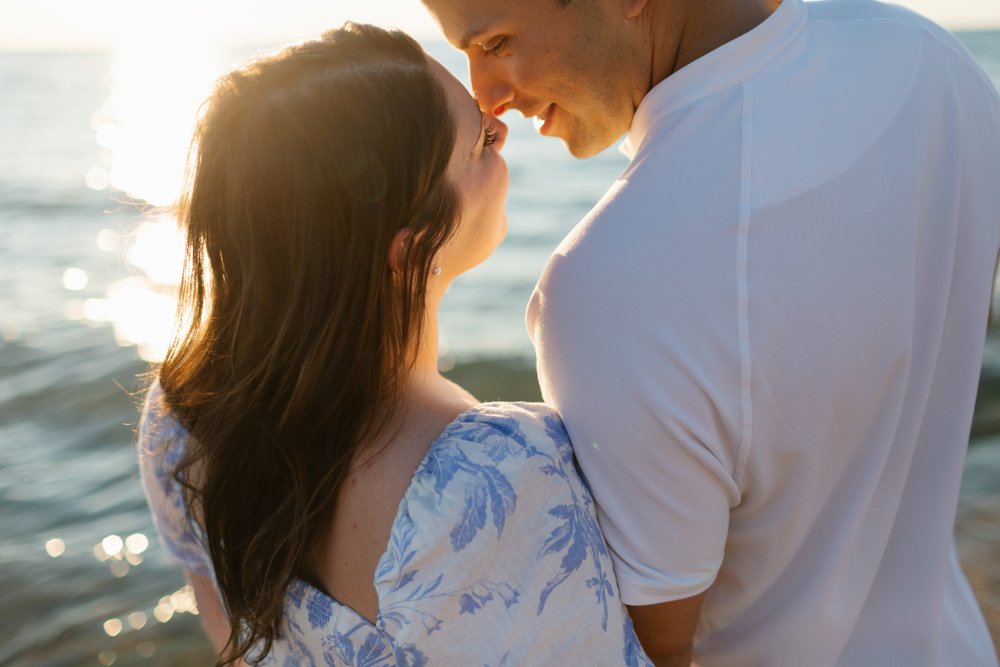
[2,22,998,54]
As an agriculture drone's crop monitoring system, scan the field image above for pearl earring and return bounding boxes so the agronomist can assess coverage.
[431,266,442,276]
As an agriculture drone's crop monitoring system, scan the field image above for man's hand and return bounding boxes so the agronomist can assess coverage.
[628,592,706,667]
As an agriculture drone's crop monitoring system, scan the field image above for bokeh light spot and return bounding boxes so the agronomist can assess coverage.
[62,268,89,291]
[101,535,123,557]
[83,298,110,323]
[127,611,147,630]
[125,218,185,285]
[86,166,110,191]
[437,354,456,372]
[45,538,66,558]
[170,588,193,612]
[103,618,123,637]
[153,603,174,623]
[125,533,149,554]
[97,228,120,252]
[65,299,85,321]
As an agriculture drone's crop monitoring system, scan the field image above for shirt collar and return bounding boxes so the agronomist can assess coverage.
[620,0,808,160]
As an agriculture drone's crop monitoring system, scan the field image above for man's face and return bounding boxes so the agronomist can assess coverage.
[423,0,644,158]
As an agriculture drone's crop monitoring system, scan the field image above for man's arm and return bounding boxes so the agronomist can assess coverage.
[628,593,707,667]
[527,226,740,664]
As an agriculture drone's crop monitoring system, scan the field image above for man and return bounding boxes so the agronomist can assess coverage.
[423,0,1000,664]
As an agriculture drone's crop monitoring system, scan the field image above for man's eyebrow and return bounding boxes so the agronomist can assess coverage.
[458,26,488,51]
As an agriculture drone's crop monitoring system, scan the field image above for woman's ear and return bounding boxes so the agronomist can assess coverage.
[388,227,413,274]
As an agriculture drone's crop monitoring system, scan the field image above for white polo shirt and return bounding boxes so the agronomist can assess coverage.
[527,0,1000,664]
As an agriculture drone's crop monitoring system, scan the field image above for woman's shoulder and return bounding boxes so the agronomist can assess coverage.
[434,401,572,466]
[403,401,576,544]
[368,401,651,664]
[137,380,189,459]
[135,380,211,576]
[406,402,579,540]
[136,380,192,498]
[386,401,578,567]
[469,400,563,427]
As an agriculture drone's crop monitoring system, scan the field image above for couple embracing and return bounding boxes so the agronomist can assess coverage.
[137,0,1000,665]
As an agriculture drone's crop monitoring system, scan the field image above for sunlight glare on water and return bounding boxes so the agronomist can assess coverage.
[83,29,224,362]
[100,30,224,207]
[78,31,225,362]
[84,274,179,363]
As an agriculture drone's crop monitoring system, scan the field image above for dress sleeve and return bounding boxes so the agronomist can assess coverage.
[136,383,212,576]
[372,405,652,666]
[527,241,744,606]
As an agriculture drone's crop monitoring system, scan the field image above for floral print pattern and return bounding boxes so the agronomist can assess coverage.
[139,388,652,666]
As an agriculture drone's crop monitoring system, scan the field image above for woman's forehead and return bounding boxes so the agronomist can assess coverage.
[427,57,481,134]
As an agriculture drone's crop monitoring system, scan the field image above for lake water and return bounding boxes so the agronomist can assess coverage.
[2,29,999,667]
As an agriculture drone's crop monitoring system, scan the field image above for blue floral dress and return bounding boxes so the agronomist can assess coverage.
[138,384,652,666]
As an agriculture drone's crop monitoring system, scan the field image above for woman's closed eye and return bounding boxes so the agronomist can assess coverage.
[483,121,500,148]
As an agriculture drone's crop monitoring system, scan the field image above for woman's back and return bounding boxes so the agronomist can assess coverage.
[313,375,478,624]
[139,382,651,665]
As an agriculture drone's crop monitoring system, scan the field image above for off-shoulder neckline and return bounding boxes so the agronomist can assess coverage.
[287,401,549,632]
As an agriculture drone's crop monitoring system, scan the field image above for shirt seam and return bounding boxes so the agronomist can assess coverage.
[626,0,807,154]
[808,17,997,95]
[735,80,754,488]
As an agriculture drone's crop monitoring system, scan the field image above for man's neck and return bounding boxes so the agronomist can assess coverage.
[647,0,782,89]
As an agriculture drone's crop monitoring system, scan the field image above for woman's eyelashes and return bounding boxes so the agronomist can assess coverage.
[483,120,499,148]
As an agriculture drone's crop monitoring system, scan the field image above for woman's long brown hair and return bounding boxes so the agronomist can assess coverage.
[157,24,459,665]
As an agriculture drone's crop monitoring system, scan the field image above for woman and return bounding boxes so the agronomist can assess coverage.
[138,23,651,666]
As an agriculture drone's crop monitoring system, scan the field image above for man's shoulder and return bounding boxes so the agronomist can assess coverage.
[805,0,983,74]
[806,0,946,33]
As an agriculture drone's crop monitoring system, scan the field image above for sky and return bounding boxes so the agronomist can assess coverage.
[2,0,999,52]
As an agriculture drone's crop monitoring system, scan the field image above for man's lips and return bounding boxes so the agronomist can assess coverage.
[531,103,556,135]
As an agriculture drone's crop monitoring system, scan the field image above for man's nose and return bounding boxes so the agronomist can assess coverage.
[469,58,515,117]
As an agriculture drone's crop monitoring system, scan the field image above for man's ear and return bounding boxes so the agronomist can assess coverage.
[623,0,649,19]
[388,227,413,274]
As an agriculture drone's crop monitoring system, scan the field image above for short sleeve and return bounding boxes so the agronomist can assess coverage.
[136,383,212,576]
[527,196,745,605]
[372,404,652,666]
